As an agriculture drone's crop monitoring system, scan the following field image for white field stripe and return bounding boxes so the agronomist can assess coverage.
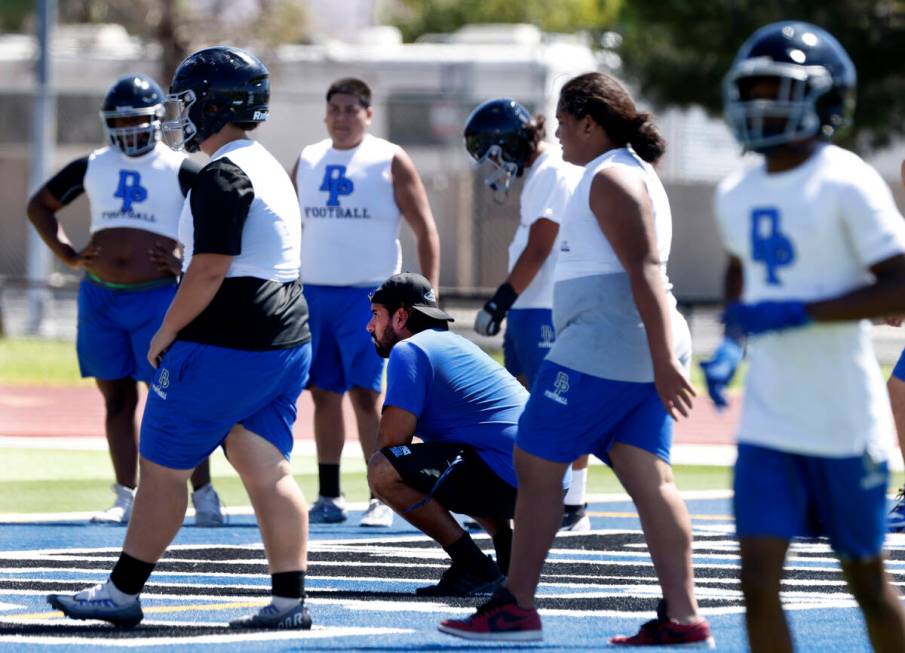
[0,603,21,611]
[0,625,412,648]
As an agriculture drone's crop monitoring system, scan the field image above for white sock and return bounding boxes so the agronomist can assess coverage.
[106,579,139,606]
[564,468,587,506]
[271,595,301,611]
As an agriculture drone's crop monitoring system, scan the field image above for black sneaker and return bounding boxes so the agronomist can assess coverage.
[417,556,504,597]
[560,503,591,532]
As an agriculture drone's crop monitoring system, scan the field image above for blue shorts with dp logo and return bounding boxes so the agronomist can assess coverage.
[503,308,555,388]
[76,278,177,384]
[140,340,311,470]
[734,442,888,560]
[305,284,384,394]
[516,360,672,466]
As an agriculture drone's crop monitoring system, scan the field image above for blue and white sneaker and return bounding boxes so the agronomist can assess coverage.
[47,582,143,628]
[229,601,312,630]
[889,488,905,533]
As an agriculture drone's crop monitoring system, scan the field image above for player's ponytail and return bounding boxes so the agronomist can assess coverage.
[559,72,666,164]
[628,112,666,163]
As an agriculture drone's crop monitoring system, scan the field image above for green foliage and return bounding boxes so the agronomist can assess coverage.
[616,1,905,150]
[0,0,32,32]
[384,0,621,42]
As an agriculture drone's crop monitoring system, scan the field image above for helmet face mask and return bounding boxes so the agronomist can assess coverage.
[472,144,520,194]
[161,89,198,152]
[100,74,164,157]
[723,22,856,154]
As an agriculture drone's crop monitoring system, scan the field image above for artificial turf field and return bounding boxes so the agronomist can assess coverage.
[0,494,901,652]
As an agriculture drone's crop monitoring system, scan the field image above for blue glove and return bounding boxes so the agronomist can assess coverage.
[722,300,811,336]
[699,337,744,410]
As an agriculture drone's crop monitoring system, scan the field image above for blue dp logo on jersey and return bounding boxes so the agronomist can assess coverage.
[750,207,795,285]
[114,170,148,212]
[319,165,354,206]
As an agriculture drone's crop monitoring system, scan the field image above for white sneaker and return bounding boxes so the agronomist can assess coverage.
[309,495,348,524]
[359,498,394,527]
[192,484,225,527]
[90,484,135,524]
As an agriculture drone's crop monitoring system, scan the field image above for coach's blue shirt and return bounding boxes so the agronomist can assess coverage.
[384,328,528,487]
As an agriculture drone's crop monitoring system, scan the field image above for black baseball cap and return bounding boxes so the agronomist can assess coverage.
[370,272,454,322]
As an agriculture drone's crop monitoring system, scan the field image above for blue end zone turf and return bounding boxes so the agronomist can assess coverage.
[0,496,900,651]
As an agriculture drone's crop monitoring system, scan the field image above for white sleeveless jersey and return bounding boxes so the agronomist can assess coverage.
[715,143,905,458]
[555,147,674,286]
[84,142,187,239]
[510,146,582,309]
[547,147,689,381]
[296,134,403,286]
[180,139,301,282]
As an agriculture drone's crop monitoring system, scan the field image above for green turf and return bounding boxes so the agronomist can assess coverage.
[0,338,86,385]
[0,446,901,514]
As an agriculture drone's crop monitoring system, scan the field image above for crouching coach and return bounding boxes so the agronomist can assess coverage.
[367,273,557,596]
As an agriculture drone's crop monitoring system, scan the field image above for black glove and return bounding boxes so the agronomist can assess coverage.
[474,282,518,336]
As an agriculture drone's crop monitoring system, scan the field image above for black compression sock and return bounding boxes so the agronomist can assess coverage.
[443,533,492,571]
[110,552,156,595]
[272,570,306,600]
[318,464,341,498]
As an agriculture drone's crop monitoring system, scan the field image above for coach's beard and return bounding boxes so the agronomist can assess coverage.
[372,330,399,359]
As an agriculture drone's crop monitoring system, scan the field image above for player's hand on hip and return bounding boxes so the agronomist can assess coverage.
[474,306,503,336]
[653,358,695,420]
[699,336,744,410]
[722,300,811,336]
[149,242,182,277]
[148,327,177,369]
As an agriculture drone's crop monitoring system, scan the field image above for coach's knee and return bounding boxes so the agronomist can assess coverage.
[367,451,400,500]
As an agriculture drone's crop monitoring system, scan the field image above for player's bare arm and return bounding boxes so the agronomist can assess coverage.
[148,253,233,367]
[506,218,558,293]
[392,150,440,288]
[376,406,418,450]
[589,167,695,419]
[26,187,88,268]
[806,253,905,322]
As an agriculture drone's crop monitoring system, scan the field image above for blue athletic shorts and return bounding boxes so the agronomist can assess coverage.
[76,278,177,384]
[516,360,672,466]
[892,348,905,382]
[304,284,384,394]
[140,341,311,470]
[734,442,889,560]
[503,308,555,387]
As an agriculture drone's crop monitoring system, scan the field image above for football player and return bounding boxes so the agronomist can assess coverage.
[441,71,710,646]
[48,46,314,630]
[291,78,440,528]
[26,74,223,526]
[703,21,905,652]
[464,98,590,531]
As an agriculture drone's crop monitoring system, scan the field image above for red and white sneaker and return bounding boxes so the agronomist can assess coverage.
[438,588,542,641]
[610,600,715,648]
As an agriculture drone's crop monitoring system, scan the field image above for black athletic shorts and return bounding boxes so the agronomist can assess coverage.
[380,442,517,518]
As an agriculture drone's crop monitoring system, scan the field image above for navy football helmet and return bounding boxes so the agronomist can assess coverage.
[162,46,269,153]
[100,74,164,157]
[464,98,535,193]
[723,21,856,152]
